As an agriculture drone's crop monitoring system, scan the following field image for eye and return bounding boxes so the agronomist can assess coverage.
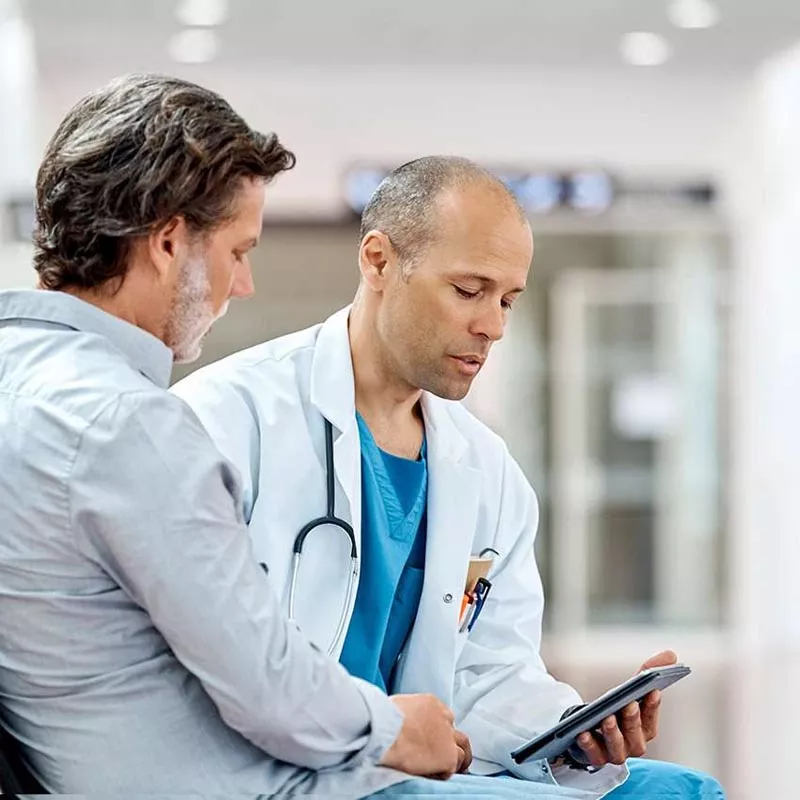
[454,286,479,299]
[501,298,515,311]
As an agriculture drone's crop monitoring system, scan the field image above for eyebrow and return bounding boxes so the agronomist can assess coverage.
[456,273,526,294]
[238,237,259,250]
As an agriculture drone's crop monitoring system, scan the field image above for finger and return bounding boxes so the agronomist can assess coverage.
[576,731,609,769]
[640,690,662,740]
[454,731,469,772]
[599,714,627,765]
[618,702,647,758]
[454,729,473,773]
[637,650,678,673]
[430,746,459,781]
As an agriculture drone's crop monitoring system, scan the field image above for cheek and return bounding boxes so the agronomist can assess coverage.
[433,290,471,332]
[410,288,461,338]
[209,259,236,305]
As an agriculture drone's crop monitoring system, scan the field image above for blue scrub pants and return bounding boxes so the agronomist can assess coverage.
[371,759,726,798]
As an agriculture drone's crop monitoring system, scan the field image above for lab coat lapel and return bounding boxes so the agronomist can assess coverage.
[395,395,481,704]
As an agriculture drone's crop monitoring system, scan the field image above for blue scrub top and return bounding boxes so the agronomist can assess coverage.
[339,413,427,692]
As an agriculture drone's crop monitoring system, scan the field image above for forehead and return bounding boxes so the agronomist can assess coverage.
[425,184,533,273]
[221,178,266,234]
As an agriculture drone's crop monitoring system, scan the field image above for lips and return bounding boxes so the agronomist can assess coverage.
[449,355,486,375]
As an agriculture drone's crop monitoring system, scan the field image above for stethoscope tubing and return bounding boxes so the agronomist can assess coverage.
[288,418,359,655]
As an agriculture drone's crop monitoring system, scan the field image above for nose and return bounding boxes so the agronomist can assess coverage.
[230,257,255,300]
[472,302,506,343]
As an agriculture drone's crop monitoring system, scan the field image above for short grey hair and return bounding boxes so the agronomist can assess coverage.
[359,156,527,269]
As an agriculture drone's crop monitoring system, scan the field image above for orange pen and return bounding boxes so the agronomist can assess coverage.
[460,592,471,620]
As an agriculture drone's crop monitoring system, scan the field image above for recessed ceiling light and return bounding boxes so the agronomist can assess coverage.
[175,0,229,27]
[620,31,672,66]
[667,0,720,30]
[168,28,220,63]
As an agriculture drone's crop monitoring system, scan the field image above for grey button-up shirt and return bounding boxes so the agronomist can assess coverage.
[0,289,405,796]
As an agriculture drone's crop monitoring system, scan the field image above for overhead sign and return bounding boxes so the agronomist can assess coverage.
[343,164,717,217]
[343,165,616,215]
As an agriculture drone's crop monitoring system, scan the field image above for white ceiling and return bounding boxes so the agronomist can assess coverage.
[22,0,800,76]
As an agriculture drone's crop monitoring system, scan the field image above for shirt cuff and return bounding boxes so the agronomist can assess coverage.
[468,719,629,798]
[549,759,629,797]
[348,677,405,767]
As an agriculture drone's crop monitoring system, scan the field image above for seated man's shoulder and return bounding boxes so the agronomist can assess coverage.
[7,329,161,421]
[60,391,189,476]
[76,388,228,496]
[102,387,205,439]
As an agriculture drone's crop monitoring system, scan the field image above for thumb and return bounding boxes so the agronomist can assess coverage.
[637,650,678,674]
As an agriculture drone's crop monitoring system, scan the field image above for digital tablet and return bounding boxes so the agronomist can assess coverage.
[510,664,691,765]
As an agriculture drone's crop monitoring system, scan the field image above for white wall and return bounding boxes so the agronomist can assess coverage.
[0,243,34,287]
[728,43,800,655]
[0,5,36,289]
[0,8,35,195]
[725,43,800,797]
[36,65,747,217]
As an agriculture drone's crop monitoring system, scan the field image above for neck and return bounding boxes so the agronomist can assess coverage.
[348,294,422,431]
[59,269,168,343]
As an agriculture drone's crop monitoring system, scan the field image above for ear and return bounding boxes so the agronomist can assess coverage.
[147,216,191,283]
[358,230,396,292]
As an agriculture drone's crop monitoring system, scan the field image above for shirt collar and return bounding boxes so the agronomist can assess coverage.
[0,289,174,388]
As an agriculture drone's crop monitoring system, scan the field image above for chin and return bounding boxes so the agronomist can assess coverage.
[171,336,205,364]
[424,378,472,402]
[172,347,202,365]
[445,385,471,402]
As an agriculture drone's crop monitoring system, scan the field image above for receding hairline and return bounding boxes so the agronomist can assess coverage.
[359,156,530,263]
[432,177,531,228]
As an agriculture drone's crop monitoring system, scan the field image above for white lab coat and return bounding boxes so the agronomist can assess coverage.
[172,307,628,797]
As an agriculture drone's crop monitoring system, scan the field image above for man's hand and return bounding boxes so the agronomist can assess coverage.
[427,728,473,780]
[381,694,461,779]
[574,650,677,768]
[455,728,473,774]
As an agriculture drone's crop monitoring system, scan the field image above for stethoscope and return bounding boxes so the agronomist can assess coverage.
[287,418,359,655]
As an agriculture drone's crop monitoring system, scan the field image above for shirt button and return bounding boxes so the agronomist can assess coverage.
[443,593,453,603]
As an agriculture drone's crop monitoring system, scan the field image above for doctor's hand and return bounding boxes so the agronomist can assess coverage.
[574,649,677,769]
[381,693,461,779]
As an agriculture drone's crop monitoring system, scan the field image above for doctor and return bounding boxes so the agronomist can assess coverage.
[173,157,725,799]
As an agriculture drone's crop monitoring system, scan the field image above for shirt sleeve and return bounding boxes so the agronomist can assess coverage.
[68,390,402,771]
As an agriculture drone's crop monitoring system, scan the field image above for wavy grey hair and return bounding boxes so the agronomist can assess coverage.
[34,73,295,291]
